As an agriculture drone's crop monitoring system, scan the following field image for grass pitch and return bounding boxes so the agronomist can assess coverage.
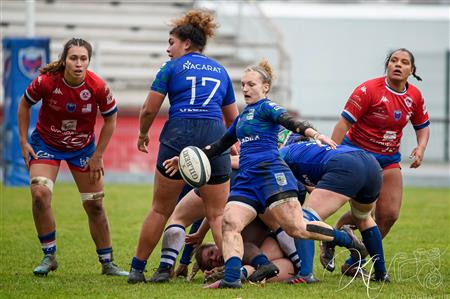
[1,184,448,299]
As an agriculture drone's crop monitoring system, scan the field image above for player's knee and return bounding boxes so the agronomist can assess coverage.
[350,202,370,220]
[222,215,238,233]
[30,176,54,194]
[80,191,105,202]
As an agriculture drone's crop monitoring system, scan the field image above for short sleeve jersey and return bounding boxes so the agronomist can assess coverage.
[151,52,235,120]
[227,98,286,169]
[341,77,429,154]
[279,142,360,187]
[24,70,118,151]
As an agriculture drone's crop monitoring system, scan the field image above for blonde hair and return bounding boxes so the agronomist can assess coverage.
[245,59,274,91]
[170,9,217,52]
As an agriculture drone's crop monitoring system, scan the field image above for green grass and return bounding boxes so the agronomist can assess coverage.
[1,184,449,298]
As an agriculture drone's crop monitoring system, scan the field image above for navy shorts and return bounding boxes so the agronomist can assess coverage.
[157,118,231,182]
[316,151,382,204]
[229,158,298,213]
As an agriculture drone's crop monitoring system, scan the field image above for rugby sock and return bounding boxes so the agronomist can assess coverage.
[159,224,185,268]
[131,256,147,271]
[275,228,301,270]
[344,255,366,266]
[38,231,56,255]
[179,218,203,265]
[332,229,353,248]
[361,226,386,274]
[224,256,242,283]
[97,247,113,264]
[294,209,319,275]
[250,254,270,268]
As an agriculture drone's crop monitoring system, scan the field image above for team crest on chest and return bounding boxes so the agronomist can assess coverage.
[393,110,402,121]
[274,172,287,186]
[66,103,76,112]
[246,109,255,120]
[403,97,413,108]
[80,89,91,101]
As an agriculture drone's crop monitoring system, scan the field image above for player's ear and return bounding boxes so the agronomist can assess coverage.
[184,39,192,51]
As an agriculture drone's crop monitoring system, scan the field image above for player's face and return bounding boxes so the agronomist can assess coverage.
[167,35,189,60]
[386,51,413,83]
[201,245,224,270]
[241,71,269,105]
[63,46,89,85]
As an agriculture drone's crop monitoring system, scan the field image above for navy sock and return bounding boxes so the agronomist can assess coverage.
[361,226,386,274]
[224,256,242,283]
[294,209,319,276]
[345,255,366,266]
[97,247,113,264]
[250,254,270,268]
[180,218,203,265]
[131,257,147,271]
[38,231,56,255]
[332,229,353,248]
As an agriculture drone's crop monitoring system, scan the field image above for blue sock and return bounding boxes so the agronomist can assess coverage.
[38,231,56,255]
[332,229,353,248]
[345,255,366,266]
[179,218,203,265]
[361,226,386,274]
[250,254,270,268]
[96,247,113,264]
[294,209,319,276]
[224,256,242,283]
[131,257,147,271]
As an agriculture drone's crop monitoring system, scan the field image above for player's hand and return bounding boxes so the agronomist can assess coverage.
[315,134,337,149]
[88,154,104,184]
[409,146,425,168]
[163,156,180,176]
[20,142,38,169]
[185,231,203,245]
[137,134,149,153]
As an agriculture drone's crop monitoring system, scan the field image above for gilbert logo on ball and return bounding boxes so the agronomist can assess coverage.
[179,146,211,188]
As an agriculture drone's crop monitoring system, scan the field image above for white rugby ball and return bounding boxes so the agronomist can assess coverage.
[179,146,211,188]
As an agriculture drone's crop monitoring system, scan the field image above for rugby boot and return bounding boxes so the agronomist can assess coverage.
[341,262,369,278]
[147,265,173,283]
[102,262,129,276]
[204,279,242,289]
[33,254,58,276]
[371,272,391,283]
[187,262,200,282]
[127,268,146,284]
[174,263,188,278]
[287,273,320,284]
[319,240,336,272]
[248,262,280,282]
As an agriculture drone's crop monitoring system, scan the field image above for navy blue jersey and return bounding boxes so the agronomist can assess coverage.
[227,98,286,169]
[151,52,235,120]
[279,142,361,187]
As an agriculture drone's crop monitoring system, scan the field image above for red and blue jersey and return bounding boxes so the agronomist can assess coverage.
[341,77,429,154]
[151,52,235,120]
[24,70,118,151]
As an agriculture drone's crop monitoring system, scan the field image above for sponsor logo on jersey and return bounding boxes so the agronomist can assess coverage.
[382,130,396,141]
[18,47,46,79]
[239,135,260,144]
[53,88,63,95]
[61,120,77,131]
[360,86,367,94]
[394,110,402,121]
[82,104,92,113]
[183,60,221,73]
[246,109,255,120]
[66,103,76,112]
[179,108,208,113]
[105,86,114,104]
[404,97,413,108]
[79,157,90,168]
[80,89,91,101]
[422,102,427,115]
[268,102,283,110]
[36,150,55,159]
[275,172,287,186]
[381,96,389,103]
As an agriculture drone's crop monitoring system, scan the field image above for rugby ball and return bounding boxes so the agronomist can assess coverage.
[179,146,211,188]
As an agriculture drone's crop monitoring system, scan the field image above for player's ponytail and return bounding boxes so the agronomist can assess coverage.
[245,58,274,93]
[170,9,217,52]
[40,38,92,74]
[384,48,422,82]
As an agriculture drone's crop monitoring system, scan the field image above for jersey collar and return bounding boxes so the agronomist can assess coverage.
[384,77,407,95]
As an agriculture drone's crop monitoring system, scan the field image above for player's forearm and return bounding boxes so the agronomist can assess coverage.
[277,113,315,137]
[18,98,32,145]
[415,126,430,150]
[138,91,164,137]
[332,117,352,144]
[202,133,237,159]
[94,113,117,157]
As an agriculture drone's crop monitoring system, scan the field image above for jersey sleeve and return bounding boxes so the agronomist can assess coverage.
[261,100,287,122]
[151,61,173,95]
[221,72,236,107]
[226,116,239,140]
[341,83,372,124]
[97,82,118,117]
[410,91,430,130]
[24,74,48,105]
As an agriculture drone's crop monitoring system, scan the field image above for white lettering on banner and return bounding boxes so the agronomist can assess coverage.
[183,60,221,73]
